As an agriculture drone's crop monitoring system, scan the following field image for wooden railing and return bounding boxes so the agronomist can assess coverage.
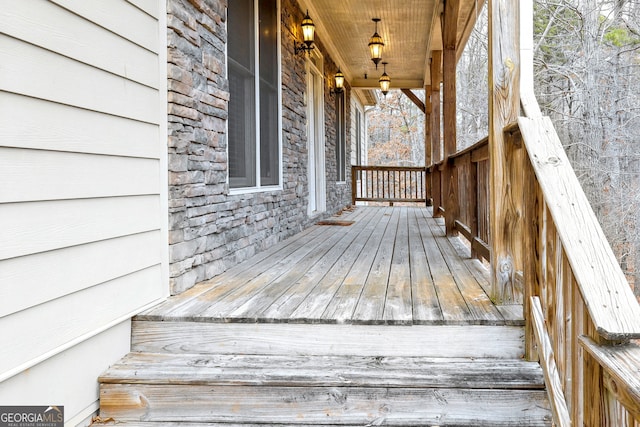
[429,138,491,262]
[351,165,427,206]
[433,115,640,426]
[517,116,640,426]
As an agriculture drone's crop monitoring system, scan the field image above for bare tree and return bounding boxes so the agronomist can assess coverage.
[368,91,425,166]
[457,6,489,150]
[534,0,640,298]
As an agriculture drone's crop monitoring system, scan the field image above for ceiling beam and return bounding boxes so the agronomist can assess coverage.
[456,0,486,61]
[424,1,444,83]
[401,89,426,113]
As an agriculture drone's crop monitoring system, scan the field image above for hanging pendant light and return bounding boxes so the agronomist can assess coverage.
[368,18,384,69]
[379,62,391,96]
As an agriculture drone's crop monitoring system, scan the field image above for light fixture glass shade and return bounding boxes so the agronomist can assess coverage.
[369,34,384,63]
[379,62,390,95]
[379,72,391,94]
[334,69,345,90]
[301,11,315,45]
[369,18,384,68]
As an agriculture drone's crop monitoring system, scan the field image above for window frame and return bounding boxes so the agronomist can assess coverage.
[227,0,283,194]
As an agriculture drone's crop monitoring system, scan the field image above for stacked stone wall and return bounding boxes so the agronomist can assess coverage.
[168,0,351,295]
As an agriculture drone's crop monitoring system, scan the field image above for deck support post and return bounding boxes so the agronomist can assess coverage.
[430,51,443,217]
[425,84,432,168]
[425,84,433,206]
[488,0,521,304]
[442,0,459,236]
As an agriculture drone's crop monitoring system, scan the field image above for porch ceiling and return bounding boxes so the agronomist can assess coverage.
[297,0,484,90]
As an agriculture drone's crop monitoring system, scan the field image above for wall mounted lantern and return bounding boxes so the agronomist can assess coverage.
[379,62,391,96]
[295,10,316,55]
[330,68,345,95]
[368,18,384,69]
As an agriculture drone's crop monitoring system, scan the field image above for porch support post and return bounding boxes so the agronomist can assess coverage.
[430,51,442,217]
[442,0,459,236]
[425,84,433,206]
[425,84,432,168]
[488,0,521,303]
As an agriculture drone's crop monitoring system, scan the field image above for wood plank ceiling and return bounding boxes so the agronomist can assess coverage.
[296,0,484,90]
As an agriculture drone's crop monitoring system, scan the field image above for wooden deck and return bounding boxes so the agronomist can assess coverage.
[140,206,521,326]
[105,207,550,425]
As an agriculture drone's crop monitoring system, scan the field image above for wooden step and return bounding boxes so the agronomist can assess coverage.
[100,352,545,389]
[99,352,551,426]
[131,321,526,359]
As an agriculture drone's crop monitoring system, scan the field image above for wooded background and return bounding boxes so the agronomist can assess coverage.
[367,0,640,300]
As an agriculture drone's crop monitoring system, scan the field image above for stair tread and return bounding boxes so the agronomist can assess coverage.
[100,352,544,389]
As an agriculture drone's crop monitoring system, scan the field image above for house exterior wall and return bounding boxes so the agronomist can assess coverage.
[0,0,168,424]
[168,0,352,295]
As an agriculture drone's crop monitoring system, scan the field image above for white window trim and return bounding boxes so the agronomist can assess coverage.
[227,0,283,195]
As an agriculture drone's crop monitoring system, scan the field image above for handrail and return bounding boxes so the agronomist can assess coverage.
[518,116,640,340]
[517,113,640,425]
[351,165,427,206]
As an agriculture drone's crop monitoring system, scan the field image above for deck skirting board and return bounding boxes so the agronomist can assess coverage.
[132,321,525,359]
[99,383,551,426]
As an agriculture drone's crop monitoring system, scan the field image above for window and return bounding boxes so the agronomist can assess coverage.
[335,93,346,181]
[228,0,280,189]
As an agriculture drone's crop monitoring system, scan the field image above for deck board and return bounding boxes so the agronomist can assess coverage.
[322,207,393,322]
[417,211,474,323]
[352,208,399,322]
[138,207,523,326]
[288,209,387,321]
[408,208,443,322]
[383,208,413,324]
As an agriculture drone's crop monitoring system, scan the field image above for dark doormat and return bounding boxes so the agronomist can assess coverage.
[316,220,355,226]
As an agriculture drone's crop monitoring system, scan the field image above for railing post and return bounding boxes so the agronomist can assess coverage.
[433,166,442,217]
[522,136,541,362]
[351,166,357,206]
[468,154,479,259]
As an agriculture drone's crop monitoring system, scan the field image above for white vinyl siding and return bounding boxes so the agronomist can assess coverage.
[0,0,167,422]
